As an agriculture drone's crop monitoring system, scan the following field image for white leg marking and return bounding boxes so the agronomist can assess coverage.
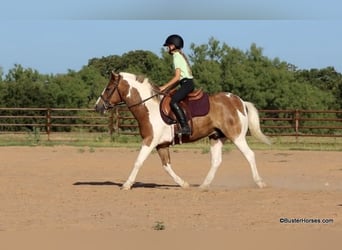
[163,163,190,188]
[234,136,266,188]
[122,145,154,190]
[200,139,223,189]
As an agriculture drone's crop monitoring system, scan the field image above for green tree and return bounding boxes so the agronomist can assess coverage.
[192,60,222,93]
[88,55,123,77]
[189,37,224,93]
[88,50,170,85]
[5,64,43,83]
[295,67,342,109]
[1,38,340,113]
[0,66,3,83]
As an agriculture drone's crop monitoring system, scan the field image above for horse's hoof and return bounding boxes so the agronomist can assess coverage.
[181,181,190,189]
[199,184,210,190]
[121,182,132,190]
[256,180,267,188]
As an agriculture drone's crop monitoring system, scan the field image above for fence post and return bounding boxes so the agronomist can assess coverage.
[108,109,114,136]
[115,107,119,135]
[294,109,300,141]
[46,108,51,141]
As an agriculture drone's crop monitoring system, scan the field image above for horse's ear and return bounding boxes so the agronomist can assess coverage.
[110,70,119,79]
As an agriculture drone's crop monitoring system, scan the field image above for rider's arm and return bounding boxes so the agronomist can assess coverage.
[160,68,181,92]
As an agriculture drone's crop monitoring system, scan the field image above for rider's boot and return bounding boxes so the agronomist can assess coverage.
[170,102,191,136]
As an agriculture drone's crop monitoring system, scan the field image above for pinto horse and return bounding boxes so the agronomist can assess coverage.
[95,71,271,190]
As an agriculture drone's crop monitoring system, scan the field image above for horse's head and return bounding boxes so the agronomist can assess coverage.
[95,71,126,114]
[95,71,160,114]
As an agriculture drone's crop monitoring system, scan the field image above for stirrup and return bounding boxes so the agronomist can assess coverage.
[176,125,191,144]
[181,128,191,136]
[180,126,191,136]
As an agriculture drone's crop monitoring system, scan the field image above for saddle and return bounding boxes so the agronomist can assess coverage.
[160,89,210,125]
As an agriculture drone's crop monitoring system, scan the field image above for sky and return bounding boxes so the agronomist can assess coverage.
[1,0,342,75]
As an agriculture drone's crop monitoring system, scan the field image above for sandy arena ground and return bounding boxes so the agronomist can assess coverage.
[0,146,341,232]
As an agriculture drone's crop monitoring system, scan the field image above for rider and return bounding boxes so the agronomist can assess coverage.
[160,34,194,136]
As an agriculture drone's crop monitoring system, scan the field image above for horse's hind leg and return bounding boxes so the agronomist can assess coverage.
[233,136,266,188]
[157,146,190,188]
[200,138,224,189]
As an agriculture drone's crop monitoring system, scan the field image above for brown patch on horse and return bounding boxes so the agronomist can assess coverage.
[119,79,154,146]
[156,144,171,166]
[105,73,123,104]
[227,93,245,115]
[207,93,245,141]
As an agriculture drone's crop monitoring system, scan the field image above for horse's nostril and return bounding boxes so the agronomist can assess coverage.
[94,104,103,113]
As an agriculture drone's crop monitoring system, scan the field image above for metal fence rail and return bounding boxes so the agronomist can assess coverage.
[0,107,341,139]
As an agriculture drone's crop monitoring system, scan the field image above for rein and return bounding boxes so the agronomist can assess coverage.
[100,76,165,110]
[126,94,159,108]
[127,85,167,108]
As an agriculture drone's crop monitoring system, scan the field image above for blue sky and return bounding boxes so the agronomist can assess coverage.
[1,0,342,75]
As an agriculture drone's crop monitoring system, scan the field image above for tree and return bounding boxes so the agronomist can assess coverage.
[88,50,170,85]
[295,67,342,109]
[192,60,222,93]
[88,55,123,77]
[5,64,43,83]
[1,37,340,112]
[120,50,169,84]
[0,66,3,83]
[189,37,224,93]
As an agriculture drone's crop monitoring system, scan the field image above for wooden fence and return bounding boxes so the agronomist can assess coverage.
[0,107,341,139]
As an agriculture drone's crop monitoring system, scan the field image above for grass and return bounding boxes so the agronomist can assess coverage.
[0,132,341,151]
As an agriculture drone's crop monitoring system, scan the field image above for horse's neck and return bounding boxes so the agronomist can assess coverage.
[122,76,161,122]
[126,94,160,122]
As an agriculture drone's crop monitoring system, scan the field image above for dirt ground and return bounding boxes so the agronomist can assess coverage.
[0,146,341,232]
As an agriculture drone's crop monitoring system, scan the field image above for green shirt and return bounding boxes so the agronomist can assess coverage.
[173,52,193,80]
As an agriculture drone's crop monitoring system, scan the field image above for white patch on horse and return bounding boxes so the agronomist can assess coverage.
[121,73,152,101]
[233,105,266,188]
[120,72,173,145]
[95,88,106,106]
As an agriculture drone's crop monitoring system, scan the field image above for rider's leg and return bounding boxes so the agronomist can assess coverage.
[170,101,191,135]
[170,80,194,136]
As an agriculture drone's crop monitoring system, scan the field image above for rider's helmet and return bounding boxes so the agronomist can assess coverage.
[163,34,184,49]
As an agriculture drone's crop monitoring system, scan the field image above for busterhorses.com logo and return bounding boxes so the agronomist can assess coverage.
[279,218,334,224]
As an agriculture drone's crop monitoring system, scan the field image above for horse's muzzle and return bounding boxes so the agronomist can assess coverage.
[94,104,105,114]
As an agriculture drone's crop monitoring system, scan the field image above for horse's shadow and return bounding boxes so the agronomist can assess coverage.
[73,181,181,189]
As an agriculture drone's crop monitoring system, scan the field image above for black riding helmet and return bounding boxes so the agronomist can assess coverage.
[163,34,184,49]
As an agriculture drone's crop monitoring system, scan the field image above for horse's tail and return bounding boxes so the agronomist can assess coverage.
[244,101,271,145]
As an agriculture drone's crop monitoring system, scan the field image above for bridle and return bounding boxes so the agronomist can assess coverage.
[99,75,124,110]
[99,74,161,110]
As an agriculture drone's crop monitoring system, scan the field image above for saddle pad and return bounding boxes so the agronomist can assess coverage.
[160,93,210,125]
[186,93,209,117]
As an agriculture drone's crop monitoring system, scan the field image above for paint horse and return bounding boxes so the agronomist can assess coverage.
[95,71,271,190]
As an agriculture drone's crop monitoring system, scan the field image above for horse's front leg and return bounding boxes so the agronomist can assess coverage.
[156,145,189,188]
[122,144,155,190]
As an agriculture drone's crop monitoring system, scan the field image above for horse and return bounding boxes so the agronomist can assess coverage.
[95,71,271,190]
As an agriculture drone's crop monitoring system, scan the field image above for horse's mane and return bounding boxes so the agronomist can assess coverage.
[119,72,161,100]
